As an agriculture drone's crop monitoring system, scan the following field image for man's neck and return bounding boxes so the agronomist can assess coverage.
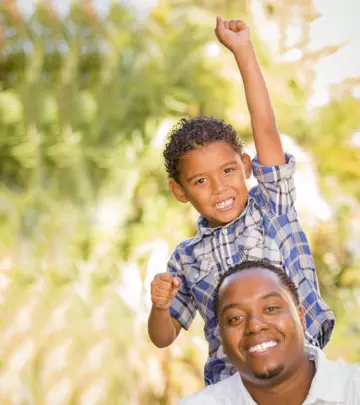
[244,359,315,405]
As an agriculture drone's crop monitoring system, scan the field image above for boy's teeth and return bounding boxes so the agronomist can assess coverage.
[216,198,233,209]
[248,341,277,353]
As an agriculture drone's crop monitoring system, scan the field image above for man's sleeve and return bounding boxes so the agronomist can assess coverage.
[349,364,360,403]
[179,386,219,405]
[167,248,198,331]
[252,152,296,216]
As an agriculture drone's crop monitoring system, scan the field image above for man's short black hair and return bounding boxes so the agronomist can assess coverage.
[213,260,300,321]
[163,116,244,182]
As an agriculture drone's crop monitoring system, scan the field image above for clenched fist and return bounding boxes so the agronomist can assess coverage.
[151,273,182,310]
[215,16,251,53]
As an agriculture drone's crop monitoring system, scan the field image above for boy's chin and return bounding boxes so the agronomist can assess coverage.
[209,211,242,227]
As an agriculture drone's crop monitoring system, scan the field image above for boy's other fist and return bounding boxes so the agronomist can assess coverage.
[151,273,182,310]
[215,16,251,53]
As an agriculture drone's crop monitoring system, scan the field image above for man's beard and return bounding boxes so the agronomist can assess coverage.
[253,364,284,380]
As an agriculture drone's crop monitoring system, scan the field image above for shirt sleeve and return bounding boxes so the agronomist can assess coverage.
[346,364,360,403]
[179,386,219,405]
[168,247,198,330]
[252,152,296,216]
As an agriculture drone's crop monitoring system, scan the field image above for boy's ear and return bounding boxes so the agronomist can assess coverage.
[168,179,188,203]
[242,153,252,179]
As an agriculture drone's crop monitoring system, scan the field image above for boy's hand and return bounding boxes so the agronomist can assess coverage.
[151,273,182,310]
[215,16,250,53]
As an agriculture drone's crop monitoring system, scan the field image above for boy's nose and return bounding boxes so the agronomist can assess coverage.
[212,178,226,194]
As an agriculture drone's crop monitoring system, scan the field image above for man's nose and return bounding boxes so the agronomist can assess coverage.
[244,314,268,335]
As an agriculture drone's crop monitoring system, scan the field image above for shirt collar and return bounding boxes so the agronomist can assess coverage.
[232,345,346,405]
[303,344,345,404]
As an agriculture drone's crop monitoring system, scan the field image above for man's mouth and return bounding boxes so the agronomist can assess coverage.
[215,197,234,211]
[248,340,278,354]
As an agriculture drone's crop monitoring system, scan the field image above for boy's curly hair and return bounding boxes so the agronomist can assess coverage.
[163,117,244,182]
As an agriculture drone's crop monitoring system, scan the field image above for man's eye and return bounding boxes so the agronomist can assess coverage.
[195,178,206,185]
[228,315,245,325]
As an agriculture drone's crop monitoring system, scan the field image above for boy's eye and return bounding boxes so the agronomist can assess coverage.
[224,167,234,174]
[195,178,207,185]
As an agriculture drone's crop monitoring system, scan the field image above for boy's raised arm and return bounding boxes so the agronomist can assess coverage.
[215,17,285,167]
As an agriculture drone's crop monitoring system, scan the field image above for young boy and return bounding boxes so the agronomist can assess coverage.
[148,17,334,386]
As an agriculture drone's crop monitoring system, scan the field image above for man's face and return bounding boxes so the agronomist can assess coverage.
[217,268,306,386]
[170,142,251,227]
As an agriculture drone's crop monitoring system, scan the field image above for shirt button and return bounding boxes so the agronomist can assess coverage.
[194,274,199,280]
[227,258,233,265]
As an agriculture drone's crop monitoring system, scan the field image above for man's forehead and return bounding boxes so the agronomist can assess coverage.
[219,268,289,305]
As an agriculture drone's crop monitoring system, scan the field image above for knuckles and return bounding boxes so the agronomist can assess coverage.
[150,274,179,308]
[151,279,173,291]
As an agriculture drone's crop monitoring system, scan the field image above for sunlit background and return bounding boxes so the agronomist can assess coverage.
[0,0,359,404]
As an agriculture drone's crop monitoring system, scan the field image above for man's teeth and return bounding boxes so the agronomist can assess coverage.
[248,341,277,353]
[216,198,233,209]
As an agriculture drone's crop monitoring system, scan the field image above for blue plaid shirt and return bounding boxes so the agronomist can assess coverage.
[168,153,335,385]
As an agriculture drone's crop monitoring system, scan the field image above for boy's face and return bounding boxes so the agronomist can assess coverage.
[169,142,251,227]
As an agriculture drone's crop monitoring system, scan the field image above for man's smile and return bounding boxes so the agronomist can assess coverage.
[247,340,278,356]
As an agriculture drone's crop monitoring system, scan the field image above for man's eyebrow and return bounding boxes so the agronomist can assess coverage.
[220,303,243,316]
[220,292,283,316]
[260,292,283,300]
[186,161,239,182]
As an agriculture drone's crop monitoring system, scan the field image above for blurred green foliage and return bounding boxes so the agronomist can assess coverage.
[0,0,359,404]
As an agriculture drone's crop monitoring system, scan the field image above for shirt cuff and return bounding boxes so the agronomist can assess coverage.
[252,152,296,183]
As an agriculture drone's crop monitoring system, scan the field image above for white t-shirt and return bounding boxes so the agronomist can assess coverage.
[179,346,360,405]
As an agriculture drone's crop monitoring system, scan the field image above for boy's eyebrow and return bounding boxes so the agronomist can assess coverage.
[220,160,238,168]
[186,172,206,182]
[186,160,239,182]
[220,292,283,316]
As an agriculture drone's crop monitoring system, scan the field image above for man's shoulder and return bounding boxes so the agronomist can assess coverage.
[178,383,219,405]
[344,362,360,400]
[325,358,360,402]
[320,349,360,377]
[333,359,360,387]
[314,349,360,402]
[179,373,247,405]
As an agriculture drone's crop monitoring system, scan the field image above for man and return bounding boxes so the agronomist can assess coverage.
[180,261,360,405]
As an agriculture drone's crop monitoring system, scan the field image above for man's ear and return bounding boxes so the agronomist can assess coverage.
[241,153,252,179]
[297,306,306,331]
[221,342,227,357]
[168,179,188,203]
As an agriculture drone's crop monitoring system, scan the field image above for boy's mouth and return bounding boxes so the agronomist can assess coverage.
[215,197,234,211]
